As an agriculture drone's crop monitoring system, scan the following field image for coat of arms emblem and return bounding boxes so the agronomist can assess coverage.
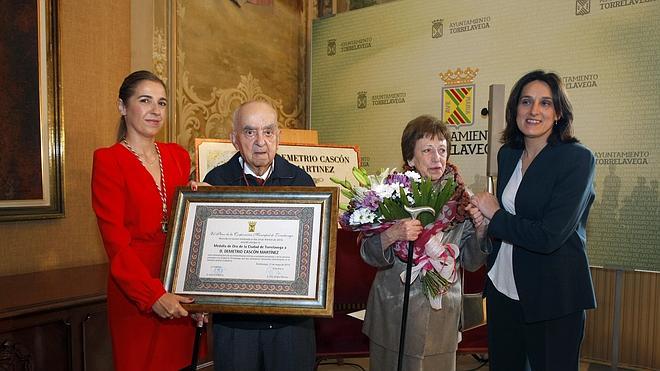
[576,0,591,15]
[432,19,443,38]
[439,67,479,126]
[327,39,336,56]
[357,91,367,109]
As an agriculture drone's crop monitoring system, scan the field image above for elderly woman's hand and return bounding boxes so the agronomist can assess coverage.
[380,218,423,249]
[465,203,486,227]
[465,203,488,238]
[470,192,501,220]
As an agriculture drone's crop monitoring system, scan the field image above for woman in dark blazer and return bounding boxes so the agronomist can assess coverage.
[471,70,596,371]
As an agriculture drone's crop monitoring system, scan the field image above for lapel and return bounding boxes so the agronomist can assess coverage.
[496,146,523,202]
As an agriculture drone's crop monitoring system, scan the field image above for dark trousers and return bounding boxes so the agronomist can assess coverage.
[487,279,586,371]
[213,319,316,371]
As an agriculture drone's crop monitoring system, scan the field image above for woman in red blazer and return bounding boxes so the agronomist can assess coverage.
[471,70,596,371]
[92,70,200,370]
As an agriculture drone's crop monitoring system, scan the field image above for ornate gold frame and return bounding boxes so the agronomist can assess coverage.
[161,186,338,317]
[0,0,64,221]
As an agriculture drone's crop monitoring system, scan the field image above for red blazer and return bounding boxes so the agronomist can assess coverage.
[92,142,197,371]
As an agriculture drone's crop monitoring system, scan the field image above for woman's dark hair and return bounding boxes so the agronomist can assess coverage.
[501,70,578,148]
[401,115,452,167]
[116,70,166,141]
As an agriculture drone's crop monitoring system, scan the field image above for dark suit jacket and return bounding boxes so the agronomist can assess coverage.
[203,152,315,329]
[487,142,597,323]
[204,152,315,187]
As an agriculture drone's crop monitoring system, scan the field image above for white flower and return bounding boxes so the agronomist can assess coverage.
[407,195,415,205]
[349,208,378,225]
[405,171,422,182]
[368,168,392,186]
[371,183,401,200]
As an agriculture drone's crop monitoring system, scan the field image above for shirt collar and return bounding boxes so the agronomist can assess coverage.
[238,156,274,180]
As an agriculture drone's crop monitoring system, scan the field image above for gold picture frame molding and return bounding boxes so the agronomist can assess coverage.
[161,186,338,317]
[0,0,64,221]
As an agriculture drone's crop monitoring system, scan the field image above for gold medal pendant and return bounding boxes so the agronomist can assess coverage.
[123,139,170,236]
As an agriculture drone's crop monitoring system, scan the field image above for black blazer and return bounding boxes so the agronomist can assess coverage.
[204,152,315,187]
[487,142,597,322]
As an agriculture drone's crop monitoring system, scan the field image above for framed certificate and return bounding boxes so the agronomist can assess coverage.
[161,186,338,317]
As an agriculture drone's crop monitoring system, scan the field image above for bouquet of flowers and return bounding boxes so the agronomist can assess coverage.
[332,166,464,309]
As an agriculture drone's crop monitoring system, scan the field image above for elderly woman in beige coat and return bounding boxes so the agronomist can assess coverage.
[361,115,488,371]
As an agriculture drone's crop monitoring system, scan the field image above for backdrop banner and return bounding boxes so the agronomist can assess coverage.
[311,0,660,271]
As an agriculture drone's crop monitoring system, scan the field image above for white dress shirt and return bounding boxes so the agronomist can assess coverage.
[488,158,522,300]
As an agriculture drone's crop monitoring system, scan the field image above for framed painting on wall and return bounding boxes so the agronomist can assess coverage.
[0,0,64,221]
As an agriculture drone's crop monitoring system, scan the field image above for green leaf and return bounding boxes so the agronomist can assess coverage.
[352,167,371,187]
[379,198,409,220]
[418,211,435,227]
[434,178,456,213]
[379,202,392,220]
[330,176,344,186]
[411,181,422,205]
[399,186,410,207]
[420,178,432,205]
[340,189,355,200]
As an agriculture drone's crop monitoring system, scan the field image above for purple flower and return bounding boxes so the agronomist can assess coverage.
[357,191,381,211]
[339,211,351,228]
[385,172,411,188]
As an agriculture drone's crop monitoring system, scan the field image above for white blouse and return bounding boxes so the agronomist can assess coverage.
[487,157,523,300]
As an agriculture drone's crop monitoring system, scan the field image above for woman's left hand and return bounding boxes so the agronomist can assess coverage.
[152,293,193,319]
[187,180,211,191]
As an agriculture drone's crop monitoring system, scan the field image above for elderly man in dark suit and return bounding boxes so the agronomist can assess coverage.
[204,100,316,371]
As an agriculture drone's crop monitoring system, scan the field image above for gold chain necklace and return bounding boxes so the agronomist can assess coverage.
[122,139,169,233]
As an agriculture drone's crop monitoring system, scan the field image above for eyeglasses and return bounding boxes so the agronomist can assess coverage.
[239,127,278,139]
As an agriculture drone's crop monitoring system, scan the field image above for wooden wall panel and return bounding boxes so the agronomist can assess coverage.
[0,320,70,370]
[582,268,660,370]
[582,267,616,362]
[619,271,660,369]
[82,309,113,371]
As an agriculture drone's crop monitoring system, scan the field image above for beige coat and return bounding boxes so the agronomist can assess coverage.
[360,220,487,366]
